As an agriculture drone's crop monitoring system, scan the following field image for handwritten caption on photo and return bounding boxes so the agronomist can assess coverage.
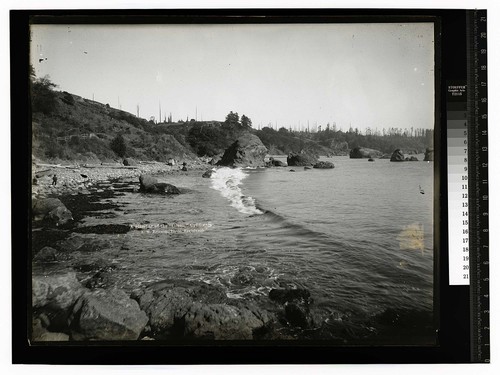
[130,222,213,234]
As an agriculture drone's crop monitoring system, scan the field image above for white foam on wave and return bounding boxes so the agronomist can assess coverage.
[210,167,263,215]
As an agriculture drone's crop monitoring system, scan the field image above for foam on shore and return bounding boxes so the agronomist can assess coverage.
[210,167,263,215]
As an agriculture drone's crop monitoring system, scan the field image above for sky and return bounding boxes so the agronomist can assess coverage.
[30,22,434,132]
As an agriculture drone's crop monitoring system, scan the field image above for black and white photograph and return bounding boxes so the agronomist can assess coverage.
[29,18,436,345]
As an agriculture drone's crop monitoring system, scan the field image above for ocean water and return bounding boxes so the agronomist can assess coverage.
[44,155,434,341]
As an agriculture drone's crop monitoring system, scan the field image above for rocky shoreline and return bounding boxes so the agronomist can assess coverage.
[32,158,210,199]
[30,155,433,343]
[30,157,325,342]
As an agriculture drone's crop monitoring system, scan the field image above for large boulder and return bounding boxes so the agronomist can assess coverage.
[134,279,227,338]
[32,198,73,225]
[390,149,405,162]
[424,148,434,161]
[32,270,85,331]
[287,152,319,166]
[405,156,419,161]
[69,288,148,340]
[266,157,287,167]
[202,169,214,178]
[313,161,335,169]
[32,271,85,311]
[349,147,383,159]
[33,246,58,262]
[217,133,268,167]
[182,303,268,340]
[123,158,137,166]
[139,174,180,194]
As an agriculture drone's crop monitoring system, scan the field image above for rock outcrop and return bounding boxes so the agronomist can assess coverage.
[349,147,383,159]
[134,279,271,339]
[32,198,73,225]
[266,158,287,167]
[32,271,85,312]
[390,149,405,162]
[405,156,419,161]
[287,152,319,166]
[424,148,434,161]
[123,158,137,166]
[32,270,85,331]
[182,303,268,340]
[139,174,180,194]
[313,161,335,169]
[202,169,214,178]
[69,289,148,341]
[217,133,268,167]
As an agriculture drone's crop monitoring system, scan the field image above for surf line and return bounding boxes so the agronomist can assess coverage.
[210,167,263,215]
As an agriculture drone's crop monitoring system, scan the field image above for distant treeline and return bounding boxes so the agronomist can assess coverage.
[254,125,433,156]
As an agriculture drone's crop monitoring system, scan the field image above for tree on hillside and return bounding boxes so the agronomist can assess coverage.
[110,134,127,157]
[31,75,58,115]
[224,111,240,128]
[241,114,252,130]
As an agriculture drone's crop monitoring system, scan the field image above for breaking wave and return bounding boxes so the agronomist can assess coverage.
[210,167,263,215]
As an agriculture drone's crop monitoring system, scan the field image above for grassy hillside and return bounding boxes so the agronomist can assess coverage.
[31,85,197,163]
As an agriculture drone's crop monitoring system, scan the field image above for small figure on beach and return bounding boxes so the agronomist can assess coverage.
[52,175,58,186]
[181,162,188,172]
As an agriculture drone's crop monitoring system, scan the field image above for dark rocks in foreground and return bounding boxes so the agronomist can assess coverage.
[313,161,335,169]
[133,279,273,340]
[32,197,73,226]
[217,133,268,167]
[69,289,148,341]
[269,288,312,305]
[139,174,180,194]
[349,147,382,159]
[31,264,324,341]
[269,288,314,329]
[287,152,318,166]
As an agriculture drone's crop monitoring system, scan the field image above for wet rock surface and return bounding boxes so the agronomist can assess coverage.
[287,152,318,166]
[139,174,181,194]
[313,161,335,169]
